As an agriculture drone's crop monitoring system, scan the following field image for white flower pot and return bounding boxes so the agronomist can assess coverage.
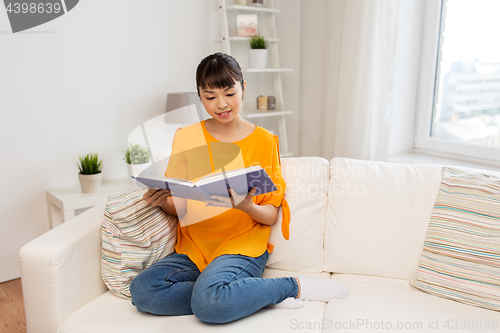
[78,173,103,193]
[248,49,268,69]
[128,162,152,184]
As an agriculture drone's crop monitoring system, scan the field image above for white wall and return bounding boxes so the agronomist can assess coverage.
[298,0,329,157]
[0,0,301,282]
[274,0,301,157]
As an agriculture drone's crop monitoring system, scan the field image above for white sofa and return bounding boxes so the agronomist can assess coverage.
[20,157,500,333]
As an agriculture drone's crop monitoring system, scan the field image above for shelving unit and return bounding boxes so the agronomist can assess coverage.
[216,0,293,157]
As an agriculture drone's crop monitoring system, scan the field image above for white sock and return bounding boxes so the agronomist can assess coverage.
[267,297,304,309]
[296,275,349,302]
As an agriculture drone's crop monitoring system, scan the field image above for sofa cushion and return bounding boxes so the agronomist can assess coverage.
[324,158,442,280]
[57,268,329,333]
[266,157,329,273]
[410,167,500,311]
[102,188,177,299]
[325,274,500,332]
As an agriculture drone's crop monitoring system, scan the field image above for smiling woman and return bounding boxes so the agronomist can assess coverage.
[195,53,250,137]
[130,52,348,324]
[201,83,243,122]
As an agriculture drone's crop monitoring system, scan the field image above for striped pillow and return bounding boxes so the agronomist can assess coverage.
[102,188,177,299]
[410,167,500,311]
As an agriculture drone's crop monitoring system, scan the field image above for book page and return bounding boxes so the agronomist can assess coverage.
[133,174,193,185]
[195,165,261,186]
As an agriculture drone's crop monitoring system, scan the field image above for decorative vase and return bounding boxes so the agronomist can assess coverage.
[257,95,268,111]
[248,49,268,69]
[78,173,103,193]
[267,95,276,110]
[128,162,152,184]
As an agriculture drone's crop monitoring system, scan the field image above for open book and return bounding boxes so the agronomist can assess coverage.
[131,165,277,202]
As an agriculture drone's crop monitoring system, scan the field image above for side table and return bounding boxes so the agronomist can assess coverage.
[46,178,136,229]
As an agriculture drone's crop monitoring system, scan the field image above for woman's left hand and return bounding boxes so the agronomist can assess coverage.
[205,187,257,212]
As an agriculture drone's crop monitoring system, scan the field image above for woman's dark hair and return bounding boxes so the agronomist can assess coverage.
[196,52,244,98]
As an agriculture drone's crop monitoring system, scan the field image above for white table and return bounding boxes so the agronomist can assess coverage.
[46,179,136,229]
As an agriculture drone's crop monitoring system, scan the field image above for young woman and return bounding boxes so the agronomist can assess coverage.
[130,52,348,324]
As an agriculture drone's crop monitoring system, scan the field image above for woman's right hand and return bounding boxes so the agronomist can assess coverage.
[143,188,172,207]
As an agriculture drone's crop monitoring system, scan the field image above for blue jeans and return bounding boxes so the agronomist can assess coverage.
[129,250,299,324]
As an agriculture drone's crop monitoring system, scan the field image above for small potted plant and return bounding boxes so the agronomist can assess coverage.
[77,152,104,193]
[248,34,268,69]
[124,144,151,183]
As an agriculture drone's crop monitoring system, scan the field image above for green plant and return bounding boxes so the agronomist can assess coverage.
[249,35,267,49]
[77,152,104,175]
[123,144,150,165]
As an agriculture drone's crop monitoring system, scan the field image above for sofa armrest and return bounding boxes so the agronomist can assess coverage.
[19,203,108,333]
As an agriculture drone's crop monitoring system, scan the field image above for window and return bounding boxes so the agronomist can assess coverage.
[415,0,500,165]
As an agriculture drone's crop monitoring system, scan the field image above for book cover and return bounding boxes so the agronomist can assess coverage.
[131,165,277,202]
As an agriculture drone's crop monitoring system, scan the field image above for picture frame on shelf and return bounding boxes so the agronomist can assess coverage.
[237,14,258,37]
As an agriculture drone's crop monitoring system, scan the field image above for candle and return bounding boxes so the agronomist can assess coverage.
[258,96,268,111]
[267,96,275,110]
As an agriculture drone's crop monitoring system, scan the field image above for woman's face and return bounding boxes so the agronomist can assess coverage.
[199,79,246,123]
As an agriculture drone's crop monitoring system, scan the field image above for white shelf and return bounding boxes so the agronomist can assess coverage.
[242,68,293,73]
[216,37,280,42]
[241,110,293,119]
[218,0,293,157]
[225,5,280,13]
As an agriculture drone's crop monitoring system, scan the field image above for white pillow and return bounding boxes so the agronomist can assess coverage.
[324,158,442,280]
[267,157,329,273]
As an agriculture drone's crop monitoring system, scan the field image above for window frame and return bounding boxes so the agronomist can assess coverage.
[414,0,500,166]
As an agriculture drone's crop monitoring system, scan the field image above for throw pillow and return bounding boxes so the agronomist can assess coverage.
[102,188,178,299]
[410,167,500,311]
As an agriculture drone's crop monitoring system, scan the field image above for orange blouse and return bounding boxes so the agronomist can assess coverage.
[165,120,290,272]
